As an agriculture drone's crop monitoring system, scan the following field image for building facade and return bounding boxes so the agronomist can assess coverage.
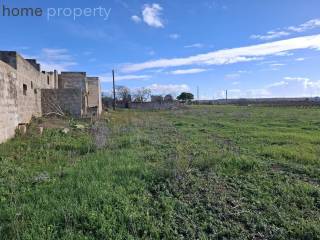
[0,51,102,143]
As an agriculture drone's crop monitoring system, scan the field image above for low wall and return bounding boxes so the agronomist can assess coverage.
[129,102,182,110]
[41,89,83,117]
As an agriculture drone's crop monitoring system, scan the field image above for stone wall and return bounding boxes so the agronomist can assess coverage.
[0,51,57,143]
[58,72,87,89]
[87,77,102,116]
[87,77,99,107]
[130,102,182,110]
[57,73,102,117]
[15,54,44,123]
[0,61,19,143]
[0,51,102,144]
[41,89,83,117]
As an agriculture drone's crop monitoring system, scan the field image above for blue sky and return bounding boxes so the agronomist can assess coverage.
[1,0,320,99]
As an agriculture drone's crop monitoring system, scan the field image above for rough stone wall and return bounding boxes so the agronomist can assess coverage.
[0,51,58,143]
[0,61,19,143]
[98,81,102,115]
[86,77,102,116]
[41,89,83,117]
[41,71,56,90]
[15,54,50,123]
[58,72,88,116]
[87,77,99,107]
[59,72,87,89]
[0,51,102,143]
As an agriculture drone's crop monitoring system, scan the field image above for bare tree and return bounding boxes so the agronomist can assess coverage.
[133,87,151,103]
[116,86,131,102]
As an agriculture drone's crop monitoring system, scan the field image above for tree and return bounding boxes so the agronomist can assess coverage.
[177,92,194,102]
[116,86,131,102]
[164,94,174,102]
[133,88,151,103]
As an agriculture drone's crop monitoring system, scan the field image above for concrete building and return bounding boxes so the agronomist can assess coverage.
[0,51,102,144]
[41,72,102,117]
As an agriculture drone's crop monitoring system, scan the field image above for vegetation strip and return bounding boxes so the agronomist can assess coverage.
[0,106,320,239]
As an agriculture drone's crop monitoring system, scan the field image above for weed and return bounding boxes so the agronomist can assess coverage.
[1,106,320,239]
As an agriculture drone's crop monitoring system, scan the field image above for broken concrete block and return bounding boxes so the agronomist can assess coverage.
[62,128,70,134]
[75,124,85,129]
[38,126,44,135]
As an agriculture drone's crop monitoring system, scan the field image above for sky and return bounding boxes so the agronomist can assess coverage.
[1,0,320,99]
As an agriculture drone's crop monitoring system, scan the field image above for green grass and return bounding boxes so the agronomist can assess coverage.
[1,106,320,239]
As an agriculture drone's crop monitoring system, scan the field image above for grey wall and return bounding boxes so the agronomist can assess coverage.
[59,72,86,90]
[41,89,83,117]
[130,102,182,110]
[0,61,19,143]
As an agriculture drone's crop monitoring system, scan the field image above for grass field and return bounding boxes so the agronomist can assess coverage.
[1,105,320,239]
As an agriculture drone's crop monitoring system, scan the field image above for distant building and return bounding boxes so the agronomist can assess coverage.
[0,50,102,143]
[151,95,163,103]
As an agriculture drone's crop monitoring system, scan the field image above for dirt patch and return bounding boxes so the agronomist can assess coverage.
[40,117,71,129]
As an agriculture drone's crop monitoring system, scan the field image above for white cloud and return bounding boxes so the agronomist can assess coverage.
[147,83,190,95]
[237,70,249,74]
[131,15,142,23]
[288,19,320,33]
[283,77,315,88]
[251,31,290,41]
[184,43,204,48]
[142,3,164,28]
[170,68,207,75]
[268,77,320,97]
[274,51,293,56]
[100,74,151,83]
[284,77,310,82]
[225,70,250,81]
[225,73,240,80]
[223,76,320,99]
[216,88,272,99]
[266,81,288,88]
[31,48,77,71]
[122,34,320,73]
[169,33,180,40]
[270,63,286,67]
[251,18,320,41]
[295,57,305,61]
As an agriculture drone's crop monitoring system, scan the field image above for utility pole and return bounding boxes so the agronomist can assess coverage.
[112,69,116,111]
[226,90,228,104]
[197,86,200,104]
